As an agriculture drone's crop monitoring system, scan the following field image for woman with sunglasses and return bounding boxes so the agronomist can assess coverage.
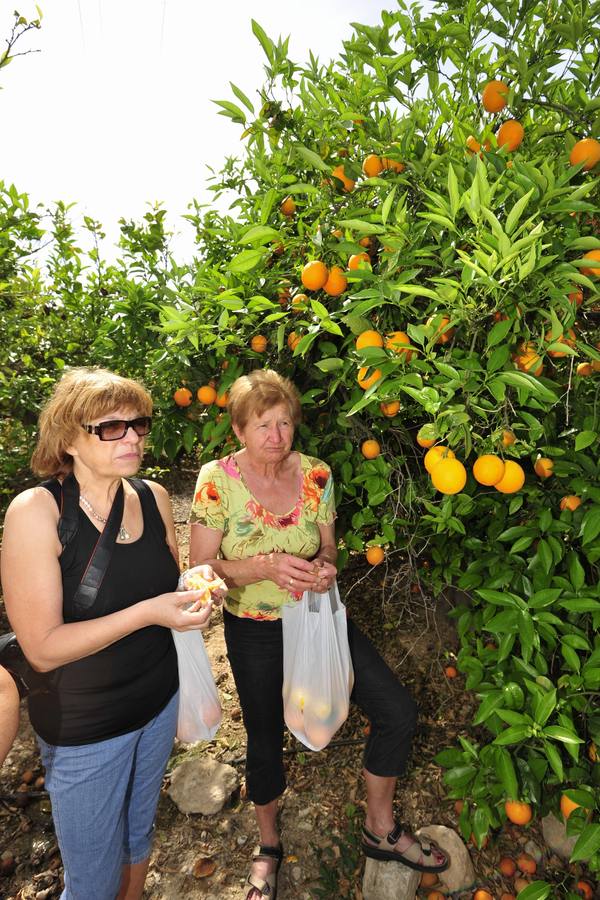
[1,367,219,900]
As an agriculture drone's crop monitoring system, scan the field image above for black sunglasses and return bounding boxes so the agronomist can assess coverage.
[82,416,152,441]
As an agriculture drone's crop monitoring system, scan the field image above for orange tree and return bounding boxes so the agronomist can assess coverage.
[149,0,600,884]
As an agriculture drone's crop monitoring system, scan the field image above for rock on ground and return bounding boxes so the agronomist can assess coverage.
[168,757,239,816]
[416,824,475,892]
[541,813,577,860]
[362,857,420,899]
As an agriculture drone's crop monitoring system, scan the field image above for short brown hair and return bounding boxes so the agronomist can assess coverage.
[228,370,301,431]
[31,367,152,478]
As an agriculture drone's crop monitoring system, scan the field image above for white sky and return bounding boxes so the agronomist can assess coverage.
[1,0,389,260]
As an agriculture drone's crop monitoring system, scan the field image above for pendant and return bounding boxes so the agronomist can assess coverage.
[118,525,131,541]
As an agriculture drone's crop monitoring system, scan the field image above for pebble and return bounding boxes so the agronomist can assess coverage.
[291,865,302,882]
[236,835,248,846]
[524,839,543,863]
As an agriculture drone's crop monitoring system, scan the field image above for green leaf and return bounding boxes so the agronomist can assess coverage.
[533,688,556,727]
[239,225,281,245]
[544,741,564,780]
[228,248,265,273]
[505,188,534,235]
[251,19,275,63]
[512,884,552,900]
[496,747,519,800]
[229,81,255,114]
[448,164,460,218]
[542,726,583,745]
[571,824,600,862]
[567,551,585,591]
[381,186,397,226]
[494,724,532,745]
[582,506,600,545]
[213,99,247,124]
[575,430,597,451]
[487,317,513,349]
[292,143,330,173]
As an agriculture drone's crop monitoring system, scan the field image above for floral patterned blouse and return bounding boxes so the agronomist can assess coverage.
[190,452,336,620]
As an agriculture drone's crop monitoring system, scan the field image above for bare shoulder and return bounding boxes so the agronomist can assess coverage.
[4,485,59,523]
[142,479,170,503]
[3,485,61,551]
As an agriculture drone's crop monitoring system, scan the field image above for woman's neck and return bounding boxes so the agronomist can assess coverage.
[72,467,123,510]
[237,449,293,481]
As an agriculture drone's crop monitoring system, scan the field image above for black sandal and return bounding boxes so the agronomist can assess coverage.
[245,843,284,899]
[362,822,449,872]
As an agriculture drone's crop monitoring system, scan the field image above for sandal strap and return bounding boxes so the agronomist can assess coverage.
[246,873,274,896]
[362,824,382,845]
[252,843,283,862]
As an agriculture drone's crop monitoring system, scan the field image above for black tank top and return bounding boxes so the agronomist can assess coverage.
[28,479,180,746]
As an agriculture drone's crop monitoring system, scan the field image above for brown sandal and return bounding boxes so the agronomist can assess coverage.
[244,843,283,899]
[362,822,449,872]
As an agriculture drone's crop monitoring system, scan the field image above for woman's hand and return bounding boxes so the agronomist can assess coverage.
[312,559,337,593]
[144,590,215,631]
[181,564,228,606]
[261,552,325,593]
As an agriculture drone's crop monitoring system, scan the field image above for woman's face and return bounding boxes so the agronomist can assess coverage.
[68,407,147,479]
[234,403,295,463]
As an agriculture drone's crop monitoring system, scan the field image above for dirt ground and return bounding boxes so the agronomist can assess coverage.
[0,469,590,899]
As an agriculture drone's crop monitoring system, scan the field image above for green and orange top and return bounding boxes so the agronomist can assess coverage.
[189,452,336,620]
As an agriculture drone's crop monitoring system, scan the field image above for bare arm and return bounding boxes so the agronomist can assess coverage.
[190,523,325,592]
[1,488,211,673]
[146,479,180,566]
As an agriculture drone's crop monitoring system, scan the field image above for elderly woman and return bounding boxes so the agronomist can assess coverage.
[189,369,448,900]
[1,367,217,900]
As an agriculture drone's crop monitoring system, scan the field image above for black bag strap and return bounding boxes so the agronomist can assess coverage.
[67,474,124,618]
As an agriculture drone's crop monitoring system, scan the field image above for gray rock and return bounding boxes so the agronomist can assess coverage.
[167,758,239,815]
[291,865,302,882]
[524,838,543,863]
[416,824,475,893]
[362,858,419,899]
[541,812,577,860]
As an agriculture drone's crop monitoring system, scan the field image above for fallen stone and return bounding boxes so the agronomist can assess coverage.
[541,812,577,860]
[524,838,543,863]
[168,758,239,815]
[362,858,419,899]
[416,824,475,893]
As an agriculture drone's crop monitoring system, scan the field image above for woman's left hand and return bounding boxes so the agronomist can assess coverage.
[181,564,227,606]
[312,559,337,592]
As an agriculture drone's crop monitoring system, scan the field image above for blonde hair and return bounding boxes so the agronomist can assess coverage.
[228,370,302,431]
[31,367,152,477]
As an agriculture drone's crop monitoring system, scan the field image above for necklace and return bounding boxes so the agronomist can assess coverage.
[79,493,130,541]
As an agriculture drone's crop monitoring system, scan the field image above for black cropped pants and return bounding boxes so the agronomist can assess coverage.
[223,608,418,806]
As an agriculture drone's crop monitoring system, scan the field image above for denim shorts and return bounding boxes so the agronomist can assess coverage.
[37,690,178,900]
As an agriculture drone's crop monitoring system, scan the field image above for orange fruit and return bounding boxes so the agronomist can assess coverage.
[356,330,384,350]
[445,665,458,678]
[482,79,509,112]
[569,289,584,306]
[380,400,400,417]
[576,362,594,376]
[466,135,491,156]
[362,154,383,177]
[516,852,536,875]
[576,881,594,900]
[560,495,582,511]
[357,366,382,390]
[473,891,493,900]
[250,334,268,353]
[514,877,531,893]
[280,195,296,217]
[426,892,445,900]
[292,293,309,312]
[323,265,348,296]
[361,439,381,459]
[358,236,372,248]
[215,391,229,408]
[417,425,436,448]
[498,857,516,877]
[424,445,455,473]
[570,138,600,171]
[560,793,586,820]
[545,327,576,357]
[473,454,505,486]
[366,546,385,566]
[348,252,371,270]
[331,228,343,238]
[385,330,414,360]
[331,163,355,192]
[514,341,543,376]
[420,872,439,888]
[534,457,554,479]
[500,895,516,900]
[497,119,524,152]
[301,260,329,291]
[454,799,465,815]
[581,249,600,276]
[431,458,467,494]
[426,315,455,344]
[588,742,598,763]
[504,800,533,825]
[502,429,516,447]
[381,156,405,172]
[494,460,525,494]
[197,384,217,405]
[173,387,193,407]
[287,332,301,351]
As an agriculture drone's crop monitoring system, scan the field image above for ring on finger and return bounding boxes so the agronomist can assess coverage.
[289,577,294,587]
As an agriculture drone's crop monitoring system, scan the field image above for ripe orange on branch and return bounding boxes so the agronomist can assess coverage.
[424,445,455,473]
[361,439,381,459]
[362,154,383,177]
[301,260,329,291]
[381,156,404,172]
[357,366,382,390]
[504,800,533,825]
[331,164,355,192]
[514,341,543,376]
[250,334,268,353]
[534,457,554,479]
[380,400,400,417]
[197,384,217,405]
[494,460,525,493]
[560,495,582,511]
[348,252,371,270]
[569,137,600,171]
[502,429,516,447]
[356,330,384,350]
[323,266,347,296]
[215,391,229,408]
[385,330,414,360]
[280,195,296,217]
[426,314,455,344]
[173,387,193,407]
[287,332,301,351]
[577,362,594,376]
[482,78,509,112]
[431,458,467,494]
[545,327,576,357]
[580,249,600,276]
[366,546,384,566]
[417,425,436,448]
[497,119,524,151]
[466,135,491,156]
[473,454,505,486]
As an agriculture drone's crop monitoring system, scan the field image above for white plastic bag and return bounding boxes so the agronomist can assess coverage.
[171,629,222,742]
[282,582,354,751]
